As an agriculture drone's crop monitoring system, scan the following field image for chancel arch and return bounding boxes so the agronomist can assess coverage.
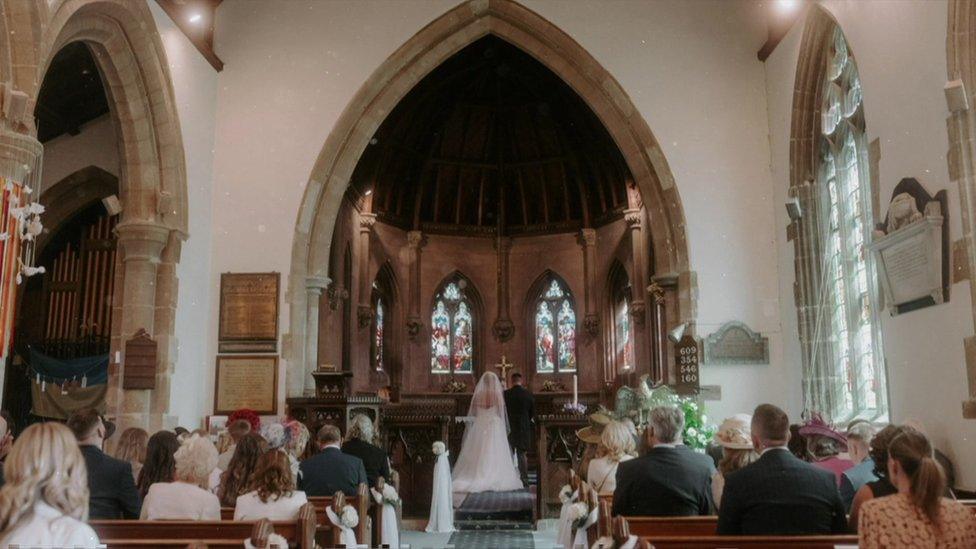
[289,0,695,399]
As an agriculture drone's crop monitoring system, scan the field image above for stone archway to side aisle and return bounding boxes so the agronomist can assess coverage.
[287,0,696,397]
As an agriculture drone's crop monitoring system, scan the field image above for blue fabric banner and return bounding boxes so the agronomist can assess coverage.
[28,348,108,386]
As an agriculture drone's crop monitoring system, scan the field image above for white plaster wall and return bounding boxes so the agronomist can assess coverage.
[39,114,118,190]
[765,1,976,489]
[149,2,218,429]
[211,0,786,423]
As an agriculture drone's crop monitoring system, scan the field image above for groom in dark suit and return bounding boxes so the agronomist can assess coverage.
[503,372,534,486]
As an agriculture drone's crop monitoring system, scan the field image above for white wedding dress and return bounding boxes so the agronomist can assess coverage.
[451,372,524,493]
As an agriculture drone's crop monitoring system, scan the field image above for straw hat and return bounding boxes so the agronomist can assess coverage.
[576,412,613,444]
[715,414,753,450]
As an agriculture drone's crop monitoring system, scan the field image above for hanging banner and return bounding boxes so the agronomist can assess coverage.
[28,348,109,419]
[0,178,24,362]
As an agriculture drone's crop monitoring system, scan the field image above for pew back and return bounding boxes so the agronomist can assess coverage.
[640,535,859,548]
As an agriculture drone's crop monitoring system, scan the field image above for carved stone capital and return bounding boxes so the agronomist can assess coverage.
[357,304,374,328]
[406,316,424,339]
[578,228,597,247]
[306,276,331,295]
[359,212,377,231]
[115,221,171,263]
[327,283,349,311]
[407,230,427,249]
[583,314,600,337]
[492,318,515,342]
[623,208,643,229]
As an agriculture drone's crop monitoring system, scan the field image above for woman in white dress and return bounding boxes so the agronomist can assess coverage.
[586,420,636,495]
[234,450,308,520]
[451,371,524,493]
[0,422,100,548]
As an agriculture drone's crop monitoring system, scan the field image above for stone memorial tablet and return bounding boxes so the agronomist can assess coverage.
[218,272,279,353]
[704,321,769,365]
[674,334,700,395]
[214,355,278,414]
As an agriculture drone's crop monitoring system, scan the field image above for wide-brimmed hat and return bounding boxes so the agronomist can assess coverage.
[799,413,847,450]
[715,414,753,450]
[576,412,613,444]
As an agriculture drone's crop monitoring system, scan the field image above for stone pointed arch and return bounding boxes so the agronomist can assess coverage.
[287,0,694,396]
[0,0,190,431]
[946,0,976,417]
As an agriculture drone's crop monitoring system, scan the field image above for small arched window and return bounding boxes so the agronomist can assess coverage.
[534,277,577,373]
[371,291,385,371]
[430,278,474,374]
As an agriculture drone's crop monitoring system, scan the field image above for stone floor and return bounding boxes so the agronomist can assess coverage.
[400,520,560,548]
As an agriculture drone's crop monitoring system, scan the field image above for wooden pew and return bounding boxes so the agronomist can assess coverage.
[639,534,860,548]
[92,504,319,548]
[597,499,719,539]
[307,483,371,545]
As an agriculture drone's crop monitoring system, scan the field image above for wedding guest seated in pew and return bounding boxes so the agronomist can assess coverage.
[113,427,149,485]
[800,414,853,486]
[859,428,976,548]
[717,404,847,535]
[218,419,252,471]
[136,430,180,499]
[67,409,141,520]
[612,405,715,517]
[342,414,390,488]
[839,421,877,511]
[218,432,264,507]
[849,424,906,531]
[711,414,758,510]
[141,434,221,520]
[299,424,367,497]
[0,422,99,547]
[234,450,308,521]
[587,420,635,496]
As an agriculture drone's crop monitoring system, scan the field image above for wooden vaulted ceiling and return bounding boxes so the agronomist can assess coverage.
[348,36,636,236]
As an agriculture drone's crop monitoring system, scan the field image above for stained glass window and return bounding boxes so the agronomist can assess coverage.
[373,298,385,371]
[615,299,634,371]
[534,276,576,373]
[430,279,475,374]
[812,27,886,422]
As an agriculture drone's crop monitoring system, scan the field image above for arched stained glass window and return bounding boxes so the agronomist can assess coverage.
[615,297,634,371]
[813,27,886,421]
[430,279,474,374]
[535,277,577,373]
[372,298,385,371]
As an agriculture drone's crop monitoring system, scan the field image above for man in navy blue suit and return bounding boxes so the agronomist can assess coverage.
[717,404,847,535]
[299,424,367,497]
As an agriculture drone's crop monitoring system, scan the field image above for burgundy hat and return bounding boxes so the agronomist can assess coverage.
[798,413,847,450]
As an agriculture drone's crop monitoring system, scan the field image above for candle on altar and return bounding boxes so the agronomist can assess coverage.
[572,374,578,406]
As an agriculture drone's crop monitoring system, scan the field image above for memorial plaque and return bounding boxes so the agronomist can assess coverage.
[704,321,769,365]
[870,217,944,311]
[214,355,278,415]
[674,334,700,395]
[123,328,157,390]
[218,272,279,353]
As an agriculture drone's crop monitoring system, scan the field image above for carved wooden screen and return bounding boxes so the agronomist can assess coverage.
[42,214,116,358]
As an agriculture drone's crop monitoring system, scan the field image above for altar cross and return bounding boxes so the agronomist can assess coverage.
[494,354,515,384]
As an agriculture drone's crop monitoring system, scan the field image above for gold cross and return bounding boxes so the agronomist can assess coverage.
[494,354,515,383]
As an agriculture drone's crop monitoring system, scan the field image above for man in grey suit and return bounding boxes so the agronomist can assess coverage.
[299,424,367,497]
[717,404,847,535]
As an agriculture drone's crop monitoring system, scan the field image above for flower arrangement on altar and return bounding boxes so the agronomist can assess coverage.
[562,401,587,415]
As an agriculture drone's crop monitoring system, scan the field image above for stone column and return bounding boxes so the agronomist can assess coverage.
[304,276,330,396]
[357,213,376,330]
[624,209,647,324]
[112,220,170,430]
[578,229,599,337]
[405,230,425,339]
[492,236,514,342]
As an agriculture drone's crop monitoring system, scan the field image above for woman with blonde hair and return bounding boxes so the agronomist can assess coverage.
[711,414,758,509]
[0,422,99,547]
[586,420,635,495]
[114,427,149,484]
[859,428,976,548]
[234,450,308,520]
[141,434,221,520]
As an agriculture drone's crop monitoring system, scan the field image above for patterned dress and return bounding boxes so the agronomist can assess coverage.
[859,493,976,549]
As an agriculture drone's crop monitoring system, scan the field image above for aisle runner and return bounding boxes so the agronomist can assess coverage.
[448,530,534,548]
[455,489,534,528]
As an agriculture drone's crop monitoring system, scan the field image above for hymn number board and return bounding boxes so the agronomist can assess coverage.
[674,334,700,395]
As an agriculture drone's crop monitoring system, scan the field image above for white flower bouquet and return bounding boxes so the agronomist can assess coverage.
[558,484,574,505]
[381,483,400,506]
[340,504,359,529]
[569,501,591,529]
[432,441,447,456]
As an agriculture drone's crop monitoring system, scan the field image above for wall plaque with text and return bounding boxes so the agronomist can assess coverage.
[674,334,700,395]
[218,272,279,353]
[703,321,769,365]
[214,355,278,415]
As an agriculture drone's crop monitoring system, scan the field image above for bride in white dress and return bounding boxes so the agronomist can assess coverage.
[451,371,524,493]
